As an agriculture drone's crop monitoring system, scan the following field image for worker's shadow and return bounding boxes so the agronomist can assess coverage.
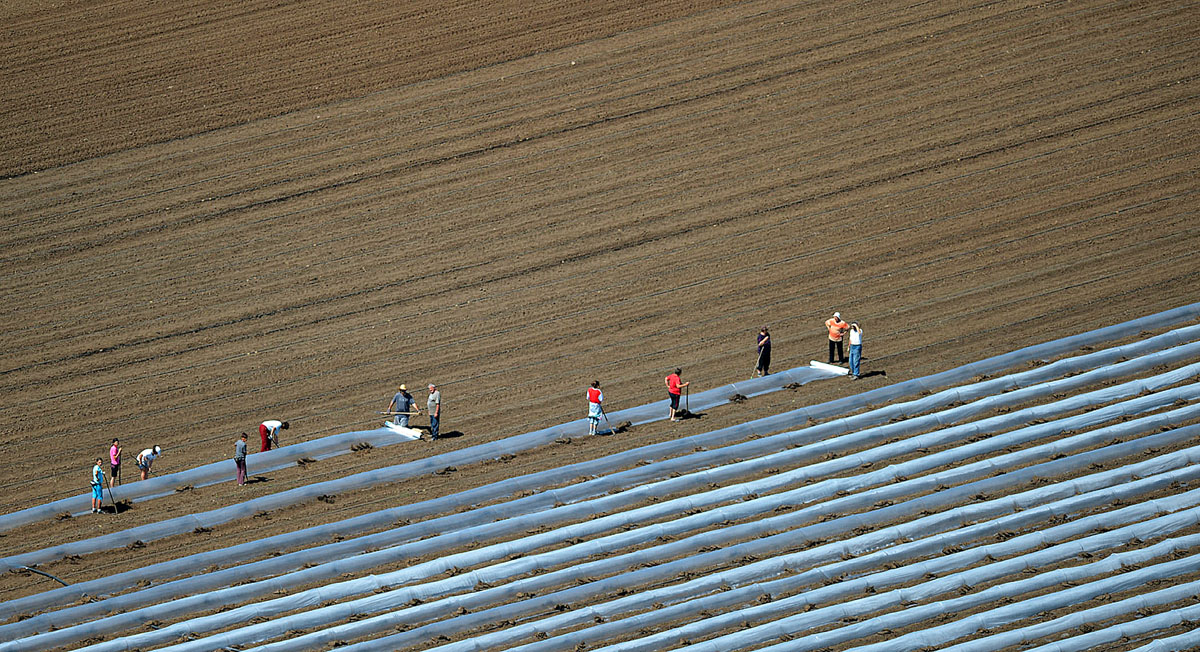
[246,476,272,484]
[676,409,706,420]
[858,370,887,379]
[440,431,465,439]
[102,500,133,514]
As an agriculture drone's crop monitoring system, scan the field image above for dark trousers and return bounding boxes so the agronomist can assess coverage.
[235,459,247,485]
[430,414,440,440]
[829,339,844,363]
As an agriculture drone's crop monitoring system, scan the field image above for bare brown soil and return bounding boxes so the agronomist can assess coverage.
[1,0,1199,648]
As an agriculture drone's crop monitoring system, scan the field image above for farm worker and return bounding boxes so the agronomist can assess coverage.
[665,368,689,422]
[259,419,288,452]
[109,438,122,488]
[90,458,106,514]
[387,385,418,428]
[825,311,850,364]
[755,326,772,377]
[234,433,249,486]
[848,323,864,379]
[136,445,161,481]
[587,381,604,435]
[427,384,442,441]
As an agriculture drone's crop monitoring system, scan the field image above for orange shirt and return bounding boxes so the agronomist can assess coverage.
[826,318,849,341]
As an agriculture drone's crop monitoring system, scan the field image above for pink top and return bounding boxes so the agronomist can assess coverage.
[110,443,120,465]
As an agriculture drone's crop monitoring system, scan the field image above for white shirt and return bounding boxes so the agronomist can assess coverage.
[137,448,158,465]
[849,328,863,345]
[262,420,283,433]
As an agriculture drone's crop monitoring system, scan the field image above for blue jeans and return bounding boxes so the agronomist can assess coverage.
[429,414,440,440]
[849,344,862,377]
[396,415,409,428]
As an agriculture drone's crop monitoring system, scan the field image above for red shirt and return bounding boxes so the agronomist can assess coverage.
[587,387,603,404]
[665,373,682,395]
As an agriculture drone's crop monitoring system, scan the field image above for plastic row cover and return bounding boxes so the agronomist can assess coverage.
[9,337,1195,639]
[121,404,1200,652]
[5,310,1197,573]
[11,328,1194,624]
[384,464,1200,652]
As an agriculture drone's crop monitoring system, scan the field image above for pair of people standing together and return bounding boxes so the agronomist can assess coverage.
[387,384,442,441]
[825,312,865,379]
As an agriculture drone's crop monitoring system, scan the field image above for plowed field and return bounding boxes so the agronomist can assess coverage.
[1,0,1198,641]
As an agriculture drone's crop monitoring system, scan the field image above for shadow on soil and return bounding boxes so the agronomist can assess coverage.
[102,500,133,514]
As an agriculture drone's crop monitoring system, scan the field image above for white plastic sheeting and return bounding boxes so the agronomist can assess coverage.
[11,330,1191,625]
[71,400,1200,652]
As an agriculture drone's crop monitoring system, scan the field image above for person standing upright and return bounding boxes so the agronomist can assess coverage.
[234,433,249,486]
[90,457,106,514]
[825,312,850,364]
[387,385,418,428]
[848,322,864,379]
[665,368,689,422]
[586,380,604,435]
[427,383,442,441]
[755,326,772,377]
[259,419,288,452]
[109,438,122,488]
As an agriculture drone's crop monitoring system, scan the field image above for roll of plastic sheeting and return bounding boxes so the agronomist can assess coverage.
[104,413,1200,652]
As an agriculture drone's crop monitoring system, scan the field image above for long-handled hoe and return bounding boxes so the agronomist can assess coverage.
[600,407,617,436]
